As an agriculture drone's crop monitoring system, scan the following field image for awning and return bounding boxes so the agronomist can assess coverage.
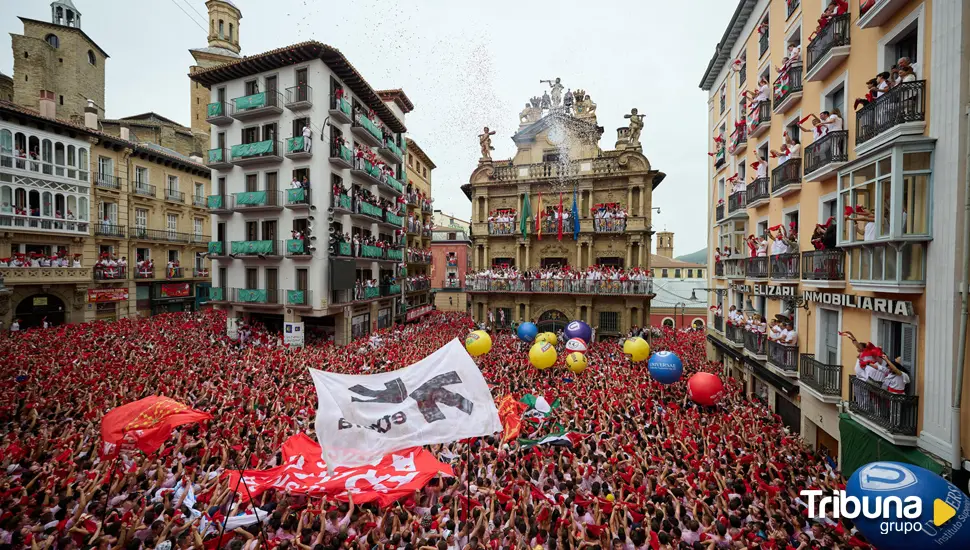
[838,413,943,477]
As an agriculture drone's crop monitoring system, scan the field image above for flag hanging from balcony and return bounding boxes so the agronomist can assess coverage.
[520,193,531,238]
[557,193,564,242]
[536,192,543,240]
[572,186,580,241]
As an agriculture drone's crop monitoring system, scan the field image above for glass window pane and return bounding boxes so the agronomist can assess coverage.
[885,244,898,282]
[860,248,871,280]
[840,191,851,241]
[902,242,925,282]
[902,173,929,235]
[878,157,892,177]
[904,151,931,171]
[872,246,884,280]
[878,177,892,238]
[839,173,849,190]
[854,162,876,186]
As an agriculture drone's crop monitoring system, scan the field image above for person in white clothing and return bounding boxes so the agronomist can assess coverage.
[302,124,312,152]
[10,319,20,333]
[882,356,910,394]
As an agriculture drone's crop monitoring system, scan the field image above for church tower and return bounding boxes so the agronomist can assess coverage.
[656,231,675,259]
[188,0,242,148]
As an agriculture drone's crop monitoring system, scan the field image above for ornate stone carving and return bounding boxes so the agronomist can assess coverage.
[73,289,87,310]
[478,126,496,161]
[540,78,564,107]
[624,108,645,146]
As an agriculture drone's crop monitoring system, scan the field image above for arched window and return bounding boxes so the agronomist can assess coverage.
[218,20,224,38]
[662,318,675,328]
[54,142,65,176]
[67,196,76,218]
[87,50,96,66]
[692,318,705,328]
[0,186,12,212]
[42,192,53,217]
[66,145,76,178]
[42,139,52,175]
[55,7,63,24]
[674,269,682,278]
[78,148,88,181]
[0,129,12,157]
[45,34,59,48]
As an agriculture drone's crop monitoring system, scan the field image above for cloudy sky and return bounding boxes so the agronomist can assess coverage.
[0,0,736,256]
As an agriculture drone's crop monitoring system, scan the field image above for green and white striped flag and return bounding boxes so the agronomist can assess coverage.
[520,394,560,422]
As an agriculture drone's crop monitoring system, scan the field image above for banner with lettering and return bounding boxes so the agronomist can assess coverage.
[406,304,433,322]
[222,433,453,506]
[160,283,191,298]
[309,339,501,470]
[88,288,129,303]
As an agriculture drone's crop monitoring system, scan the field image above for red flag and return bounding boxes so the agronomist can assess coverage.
[557,193,563,242]
[498,395,527,443]
[535,192,543,240]
[101,396,211,456]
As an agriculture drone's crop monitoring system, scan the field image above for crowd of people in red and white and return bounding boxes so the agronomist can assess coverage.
[406,248,432,264]
[0,251,80,268]
[405,187,432,213]
[466,265,653,294]
[0,309,871,550]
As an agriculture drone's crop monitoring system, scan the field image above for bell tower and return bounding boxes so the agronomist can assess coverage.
[656,231,675,259]
[188,0,242,150]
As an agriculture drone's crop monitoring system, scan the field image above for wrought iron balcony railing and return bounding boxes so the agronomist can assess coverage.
[806,13,850,74]
[799,354,842,397]
[766,340,798,373]
[848,376,918,436]
[804,130,848,175]
[801,249,845,282]
[769,252,800,280]
[747,256,768,279]
[466,278,653,296]
[855,81,926,147]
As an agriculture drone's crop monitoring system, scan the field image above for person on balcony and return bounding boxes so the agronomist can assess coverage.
[881,354,910,394]
[875,72,892,98]
[302,123,312,152]
[845,205,876,242]
[291,175,302,189]
[750,154,768,181]
[767,226,789,256]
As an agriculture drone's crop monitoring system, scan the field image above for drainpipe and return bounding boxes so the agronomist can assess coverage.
[953,103,970,471]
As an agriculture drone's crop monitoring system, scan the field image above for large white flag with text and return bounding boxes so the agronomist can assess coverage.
[309,338,501,470]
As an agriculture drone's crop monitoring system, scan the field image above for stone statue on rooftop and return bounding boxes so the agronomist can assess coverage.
[520,103,541,125]
[540,91,551,110]
[479,126,496,161]
[624,108,645,146]
[540,77,564,107]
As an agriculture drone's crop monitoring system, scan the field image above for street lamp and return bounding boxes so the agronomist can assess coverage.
[674,301,687,329]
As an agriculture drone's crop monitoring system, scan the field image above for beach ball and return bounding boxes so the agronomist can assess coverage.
[564,320,593,344]
[565,352,587,374]
[605,494,615,502]
[517,322,539,342]
[465,330,492,357]
[623,337,651,362]
[529,341,557,370]
[536,332,557,346]
[647,351,684,385]
[565,338,588,354]
[687,372,724,406]
[845,462,970,550]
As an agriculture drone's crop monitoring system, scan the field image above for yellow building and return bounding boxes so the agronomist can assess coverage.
[464,85,665,336]
[701,0,970,480]
[402,132,434,317]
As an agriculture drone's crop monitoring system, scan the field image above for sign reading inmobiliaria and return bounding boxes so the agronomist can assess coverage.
[309,338,501,470]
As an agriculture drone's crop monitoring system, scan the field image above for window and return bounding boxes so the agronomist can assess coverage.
[245,268,258,289]
[423,167,427,177]
[674,269,682,278]
[661,269,668,278]
[45,34,59,48]
[87,50,96,66]
[218,267,227,289]
[818,308,840,365]
[135,208,147,229]
[135,166,148,185]
[229,23,234,42]
[599,311,620,334]
[169,250,179,263]
[718,178,725,200]
[246,221,258,240]
[687,269,693,278]
[894,28,918,65]
[136,247,150,263]
[662,318,675,328]
[719,86,726,113]
[218,20,224,38]
[293,117,309,138]
[245,80,258,95]
[167,175,178,193]
[261,220,277,240]
[827,84,845,117]
[242,127,259,144]
[877,318,917,393]
[784,210,799,237]
[245,173,258,192]
[821,197,837,221]
[167,213,178,234]
[195,183,204,199]
[194,218,203,237]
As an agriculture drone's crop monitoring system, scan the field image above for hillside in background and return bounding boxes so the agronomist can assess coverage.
[675,247,707,264]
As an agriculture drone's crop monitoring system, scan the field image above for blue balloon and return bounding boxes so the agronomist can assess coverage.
[517,322,539,342]
[647,351,683,384]
[845,462,970,550]
[564,320,593,344]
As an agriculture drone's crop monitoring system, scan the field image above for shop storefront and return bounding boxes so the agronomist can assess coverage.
[352,312,370,339]
[377,307,392,329]
[150,282,196,315]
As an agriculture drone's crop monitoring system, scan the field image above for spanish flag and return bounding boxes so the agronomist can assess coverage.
[536,192,543,240]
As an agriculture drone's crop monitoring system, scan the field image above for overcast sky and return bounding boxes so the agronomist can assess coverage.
[0,0,737,256]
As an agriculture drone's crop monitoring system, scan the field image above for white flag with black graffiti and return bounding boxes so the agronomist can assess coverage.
[308,338,502,470]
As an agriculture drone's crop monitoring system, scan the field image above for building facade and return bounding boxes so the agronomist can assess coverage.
[433,210,470,233]
[650,232,709,330]
[189,0,243,149]
[464,87,665,336]
[402,135,433,319]
[431,227,471,313]
[190,40,411,345]
[701,0,970,479]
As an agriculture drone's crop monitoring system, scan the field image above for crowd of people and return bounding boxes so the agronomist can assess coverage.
[466,265,653,294]
[404,187,432,213]
[0,309,872,550]
[0,251,80,268]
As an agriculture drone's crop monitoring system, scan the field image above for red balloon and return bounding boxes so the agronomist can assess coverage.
[687,372,724,406]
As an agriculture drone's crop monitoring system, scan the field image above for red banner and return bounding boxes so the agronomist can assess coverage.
[88,288,129,303]
[223,434,453,506]
[160,283,191,298]
[406,304,433,322]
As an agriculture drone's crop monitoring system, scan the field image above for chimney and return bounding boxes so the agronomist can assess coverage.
[119,124,130,141]
[84,99,98,130]
[38,90,55,119]
[615,127,630,150]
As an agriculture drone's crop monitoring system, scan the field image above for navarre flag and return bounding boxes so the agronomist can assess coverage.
[101,396,211,457]
[309,339,501,470]
[498,395,528,443]
[520,394,560,422]
[518,427,587,449]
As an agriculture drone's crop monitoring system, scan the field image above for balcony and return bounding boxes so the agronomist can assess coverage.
[205,101,233,125]
[715,203,724,223]
[855,81,927,154]
[230,240,283,259]
[384,210,404,227]
[285,137,312,160]
[594,218,626,233]
[857,0,910,29]
[743,330,766,360]
[804,130,848,181]
[131,181,156,198]
[134,267,156,279]
[286,289,312,309]
[286,188,311,210]
[805,13,850,82]
[749,101,771,139]
[758,30,769,58]
[848,376,919,441]
[352,113,384,147]
[772,64,802,114]
[333,193,352,213]
[728,124,747,156]
[351,158,384,186]
[384,283,402,296]
[443,279,462,289]
[232,190,283,213]
[331,240,353,257]
[330,143,353,169]
[282,238,310,258]
[746,177,770,208]
[165,189,185,203]
[95,172,123,191]
[714,261,724,278]
[207,194,232,214]
[208,287,227,302]
[231,90,284,121]
[329,94,352,124]
[0,267,91,284]
[358,201,384,221]
[726,190,747,219]
[767,252,799,281]
[382,174,404,195]
[799,354,842,403]
[0,213,90,236]
[713,314,723,333]
[130,228,190,243]
[191,233,210,245]
[192,195,207,208]
[407,280,431,292]
[229,287,284,307]
[801,249,845,288]
[206,148,233,170]
[386,247,403,262]
[231,140,283,166]
[488,220,516,236]
[746,256,768,280]
[166,267,186,280]
[359,244,387,261]
[787,0,800,18]
[766,340,798,376]
[466,278,654,297]
[95,223,126,239]
[284,84,312,111]
[725,323,744,347]
[208,240,230,259]
[770,158,801,197]
[380,137,403,163]
[407,251,431,265]
[723,258,746,279]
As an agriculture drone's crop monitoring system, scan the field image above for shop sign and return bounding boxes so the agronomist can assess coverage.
[284,322,305,347]
[406,304,433,321]
[802,291,914,317]
[88,288,129,303]
[160,283,191,298]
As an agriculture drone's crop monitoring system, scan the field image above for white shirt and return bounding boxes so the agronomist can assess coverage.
[864,221,877,242]
[10,322,19,332]
[884,370,910,392]
[854,360,868,381]
[865,361,889,384]
[823,115,843,132]
[770,239,788,256]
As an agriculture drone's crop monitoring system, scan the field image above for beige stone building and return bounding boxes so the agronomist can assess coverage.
[402,134,434,315]
[464,88,665,336]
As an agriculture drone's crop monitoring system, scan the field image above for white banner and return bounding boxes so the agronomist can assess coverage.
[227,317,240,340]
[284,322,305,347]
[309,339,501,470]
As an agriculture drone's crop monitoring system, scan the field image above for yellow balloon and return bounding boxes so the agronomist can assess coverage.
[606,494,615,502]
[536,332,557,345]
[529,341,557,370]
[465,330,492,357]
[623,337,651,362]
[566,352,588,374]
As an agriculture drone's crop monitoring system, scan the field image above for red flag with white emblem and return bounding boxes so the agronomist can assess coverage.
[100,396,211,456]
